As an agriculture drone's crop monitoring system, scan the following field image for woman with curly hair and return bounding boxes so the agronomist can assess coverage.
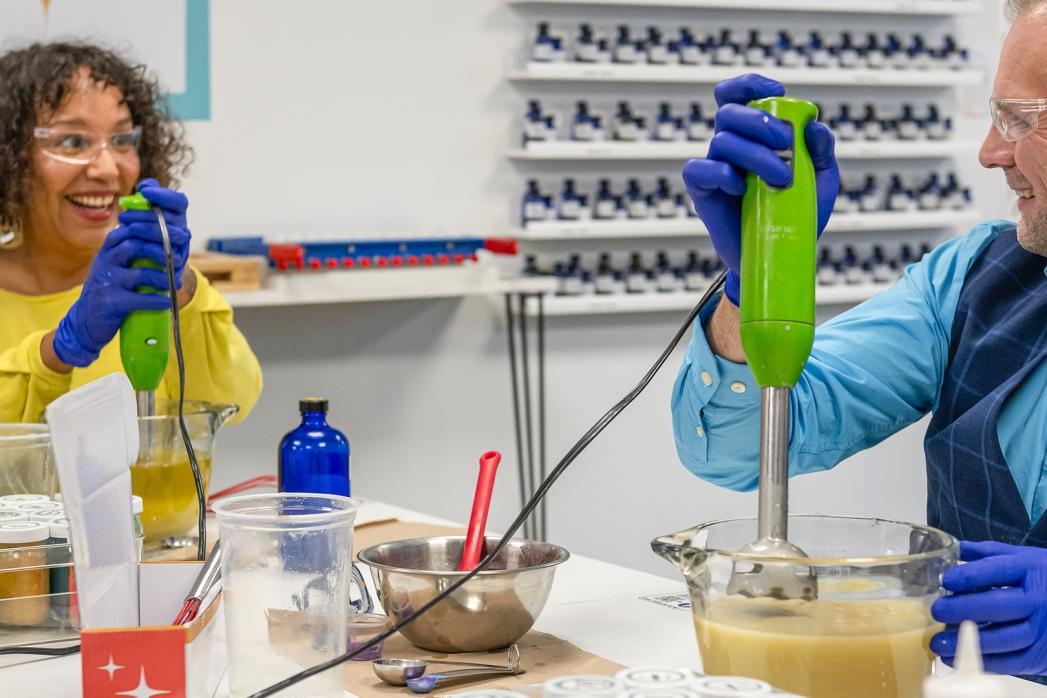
[0,42,261,423]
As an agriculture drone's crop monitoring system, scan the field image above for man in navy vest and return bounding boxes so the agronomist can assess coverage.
[672,0,1047,681]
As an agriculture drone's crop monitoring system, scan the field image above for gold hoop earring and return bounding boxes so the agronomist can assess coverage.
[0,217,23,249]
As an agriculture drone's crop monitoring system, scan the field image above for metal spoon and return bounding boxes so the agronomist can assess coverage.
[726,387,817,601]
[406,665,522,694]
[373,644,520,686]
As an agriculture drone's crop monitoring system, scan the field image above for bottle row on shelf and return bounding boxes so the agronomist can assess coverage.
[523,177,693,225]
[524,244,927,297]
[521,171,971,225]
[523,99,954,145]
[835,172,971,214]
[530,24,970,71]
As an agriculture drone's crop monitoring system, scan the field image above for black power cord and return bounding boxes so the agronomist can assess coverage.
[247,272,727,698]
[0,644,80,656]
[154,208,207,562]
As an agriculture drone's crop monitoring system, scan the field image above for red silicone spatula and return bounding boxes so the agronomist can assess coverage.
[457,450,501,571]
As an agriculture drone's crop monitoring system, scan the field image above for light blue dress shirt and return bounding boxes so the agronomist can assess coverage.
[671,220,1047,522]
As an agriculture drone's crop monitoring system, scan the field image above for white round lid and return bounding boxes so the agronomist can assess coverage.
[49,518,70,540]
[544,675,626,697]
[616,668,693,688]
[0,520,50,544]
[14,501,59,513]
[453,692,529,698]
[692,677,771,697]
[623,690,700,698]
[0,494,51,504]
[29,510,65,523]
[0,510,28,523]
[132,495,143,515]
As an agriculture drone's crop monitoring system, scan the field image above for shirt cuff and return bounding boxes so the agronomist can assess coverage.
[687,293,761,408]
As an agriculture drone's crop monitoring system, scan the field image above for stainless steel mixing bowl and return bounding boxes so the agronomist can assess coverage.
[356,536,569,652]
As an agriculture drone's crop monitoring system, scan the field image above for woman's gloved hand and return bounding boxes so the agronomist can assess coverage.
[52,180,191,368]
[681,73,840,305]
[931,541,1047,676]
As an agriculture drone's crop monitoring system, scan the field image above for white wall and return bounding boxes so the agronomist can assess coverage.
[173,0,1015,578]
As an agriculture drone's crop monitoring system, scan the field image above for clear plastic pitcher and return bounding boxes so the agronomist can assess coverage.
[132,400,237,543]
[0,424,55,497]
[652,515,958,698]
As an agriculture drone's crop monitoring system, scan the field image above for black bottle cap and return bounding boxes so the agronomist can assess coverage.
[300,397,329,413]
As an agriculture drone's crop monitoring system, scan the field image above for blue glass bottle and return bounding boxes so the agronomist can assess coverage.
[279,398,351,496]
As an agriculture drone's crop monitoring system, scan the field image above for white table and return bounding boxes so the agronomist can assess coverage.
[5,501,1046,697]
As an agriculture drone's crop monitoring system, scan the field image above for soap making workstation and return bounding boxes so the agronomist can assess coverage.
[2,94,1032,698]
[3,2,1047,698]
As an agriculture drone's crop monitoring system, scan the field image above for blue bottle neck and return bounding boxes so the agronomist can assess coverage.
[300,411,329,428]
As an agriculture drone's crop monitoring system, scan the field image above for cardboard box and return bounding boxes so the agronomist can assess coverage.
[80,561,223,698]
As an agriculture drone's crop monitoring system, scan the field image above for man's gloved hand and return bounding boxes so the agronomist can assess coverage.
[931,541,1047,677]
[681,73,840,306]
[52,180,191,368]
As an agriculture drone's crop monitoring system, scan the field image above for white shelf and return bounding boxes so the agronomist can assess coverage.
[509,0,979,15]
[518,209,980,240]
[510,139,980,162]
[509,63,984,87]
[525,283,890,316]
[224,267,557,309]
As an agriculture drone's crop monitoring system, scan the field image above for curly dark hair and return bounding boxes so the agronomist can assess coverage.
[0,42,193,222]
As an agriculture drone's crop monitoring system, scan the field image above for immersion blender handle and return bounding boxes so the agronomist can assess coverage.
[117,192,170,394]
[738,97,818,389]
[457,451,501,571]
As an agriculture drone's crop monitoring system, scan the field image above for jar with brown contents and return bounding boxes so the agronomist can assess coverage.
[0,521,50,625]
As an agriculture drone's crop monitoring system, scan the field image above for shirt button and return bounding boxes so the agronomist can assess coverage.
[696,425,705,438]
[730,381,747,394]
[700,371,712,387]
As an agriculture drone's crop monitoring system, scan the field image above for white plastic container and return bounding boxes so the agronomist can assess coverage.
[922,621,1010,698]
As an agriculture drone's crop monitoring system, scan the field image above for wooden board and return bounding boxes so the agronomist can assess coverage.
[189,251,265,291]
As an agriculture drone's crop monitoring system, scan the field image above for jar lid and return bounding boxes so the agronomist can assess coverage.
[29,510,65,523]
[14,501,60,513]
[544,676,626,697]
[49,518,70,540]
[692,677,771,697]
[0,520,50,544]
[0,494,51,504]
[616,668,693,688]
[0,510,28,523]
[623,690,700,698]
[132,495,143,515]
[454,692,529,698]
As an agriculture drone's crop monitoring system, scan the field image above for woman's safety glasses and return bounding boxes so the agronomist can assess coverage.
[990,98,1047,142]
[33,126,142,165]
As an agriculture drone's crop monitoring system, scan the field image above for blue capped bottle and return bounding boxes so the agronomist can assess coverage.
[279,398,351,496]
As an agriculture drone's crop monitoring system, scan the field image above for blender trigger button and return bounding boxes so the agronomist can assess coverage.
[145,338,158,346]
[730,381,747,394]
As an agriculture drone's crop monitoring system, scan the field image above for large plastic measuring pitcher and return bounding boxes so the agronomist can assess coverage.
[132,400,237,544]
[653,515,958,698]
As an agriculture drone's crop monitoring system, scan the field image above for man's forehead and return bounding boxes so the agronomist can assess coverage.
[996,11,1047,97]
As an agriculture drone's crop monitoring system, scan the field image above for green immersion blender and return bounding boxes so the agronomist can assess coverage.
[118,192,170,451]
[729,97,819,601]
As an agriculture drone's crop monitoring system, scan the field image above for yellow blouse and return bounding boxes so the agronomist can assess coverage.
[0,267,262,423]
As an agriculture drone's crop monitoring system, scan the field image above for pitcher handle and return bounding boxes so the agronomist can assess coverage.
[351,562,379,614]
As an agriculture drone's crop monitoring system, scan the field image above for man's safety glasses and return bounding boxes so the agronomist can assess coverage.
[33,126,142,165]
[990,98,1047,142]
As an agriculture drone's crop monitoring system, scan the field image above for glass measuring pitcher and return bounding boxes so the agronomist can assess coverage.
[652,515,958,698]
[0,424,55,497]
[133,400,237,543]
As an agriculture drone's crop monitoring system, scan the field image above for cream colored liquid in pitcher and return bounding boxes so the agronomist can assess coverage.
[695,594,941,698]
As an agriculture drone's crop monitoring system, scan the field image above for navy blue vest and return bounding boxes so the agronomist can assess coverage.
[924,227,1047,684]
[925,226,1047,546]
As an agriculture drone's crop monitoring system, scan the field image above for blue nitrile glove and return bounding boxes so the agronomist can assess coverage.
[52,181,192,368]
[681,73,840,305]
[116,178,191,281]
[931,541,1047,677]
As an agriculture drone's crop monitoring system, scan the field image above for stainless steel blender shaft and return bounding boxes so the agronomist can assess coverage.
[757,386,790,542]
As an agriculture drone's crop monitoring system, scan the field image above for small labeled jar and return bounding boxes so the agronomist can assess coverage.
[0,521,50,625]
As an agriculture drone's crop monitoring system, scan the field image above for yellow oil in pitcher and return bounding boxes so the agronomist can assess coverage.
[131,451,212,541]
[695,595,940,698]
